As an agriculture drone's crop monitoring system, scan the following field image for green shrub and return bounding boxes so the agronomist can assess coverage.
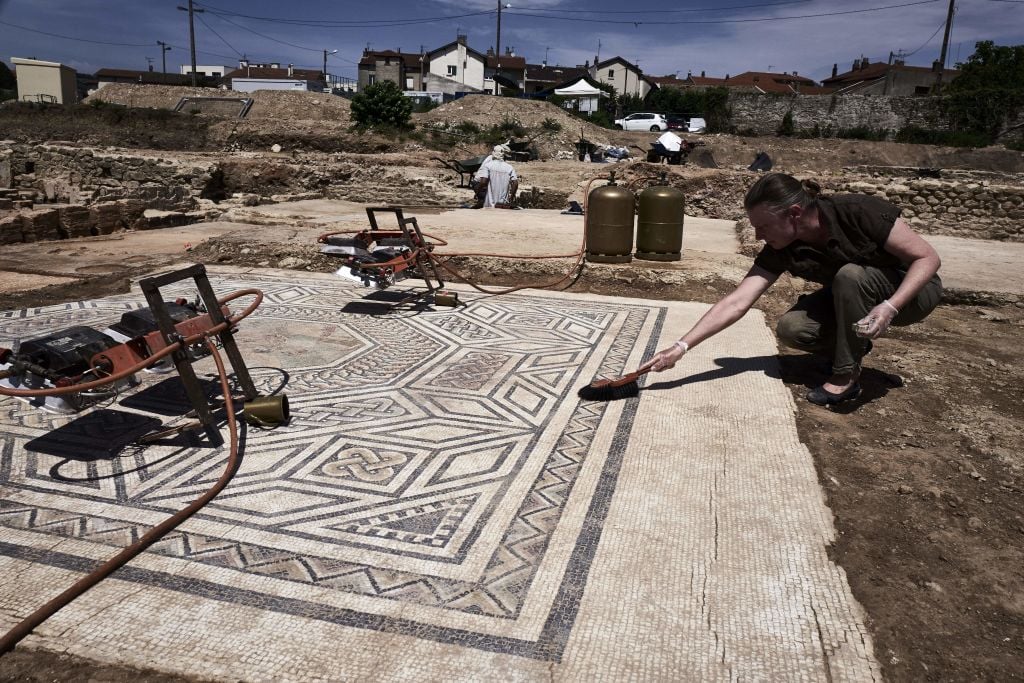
[350,80,413,128]
[588,110,613,128]
[541,117,561,133]
[455,120,481,135]
[777,111,795,137]
[895,125,992,147]
[497,115,526,137]
[835,125,889,141]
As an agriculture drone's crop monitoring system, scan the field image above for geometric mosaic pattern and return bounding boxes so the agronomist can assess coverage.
[0,271,665,661]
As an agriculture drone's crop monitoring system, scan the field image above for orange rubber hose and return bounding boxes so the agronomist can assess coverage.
[0,338,241,655]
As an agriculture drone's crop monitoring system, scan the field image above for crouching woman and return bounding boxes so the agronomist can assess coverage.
[648,172,942,406]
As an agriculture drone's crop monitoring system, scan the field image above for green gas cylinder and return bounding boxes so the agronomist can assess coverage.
[585,172,635,264]
[636,175,685,261]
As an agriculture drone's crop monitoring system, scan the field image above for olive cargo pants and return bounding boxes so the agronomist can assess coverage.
[775,264,943,374]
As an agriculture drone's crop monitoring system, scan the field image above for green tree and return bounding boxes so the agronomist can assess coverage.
[350,80,413,128]
[0,60,15,90]
[777,110,795,136]
[0,60,16,101]
[943,41,1024,141]
[646,86,731,133]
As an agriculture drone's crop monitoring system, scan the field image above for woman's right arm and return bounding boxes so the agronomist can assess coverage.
[648,265,779,371]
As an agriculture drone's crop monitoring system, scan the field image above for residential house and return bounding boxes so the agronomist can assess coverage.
[680,70,827,94]
[178,65,228,78]
[589,57,656,99]
[425,35,486,95]
[485,49,527,94]
[647,74,687,89]
[821,57,958,96]
[11,57,78,104]
[720,71,826,94]
[357,50,427,91]
[222,61,325,92]
[95,68,204,88]
[524,63,587,94]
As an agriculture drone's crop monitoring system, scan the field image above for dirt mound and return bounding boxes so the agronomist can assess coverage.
[413,95,613,159]
[85,84,351,124]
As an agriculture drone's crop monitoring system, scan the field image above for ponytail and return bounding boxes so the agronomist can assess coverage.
[744,173,821,213]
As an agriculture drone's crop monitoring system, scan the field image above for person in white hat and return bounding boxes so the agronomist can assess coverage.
[473,144,518,208]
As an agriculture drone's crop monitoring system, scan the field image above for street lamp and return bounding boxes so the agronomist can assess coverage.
[157,41,172,81]
[323,49,338,90]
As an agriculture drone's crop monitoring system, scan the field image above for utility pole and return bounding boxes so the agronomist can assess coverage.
[323,49,338,89]
[494,2,510,96]
[177,0,204,87]
[157,41,172,80]
[495,0,503,59]
[934,0,956,93]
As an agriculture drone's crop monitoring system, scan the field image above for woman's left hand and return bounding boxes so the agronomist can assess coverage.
[855,302,898,339]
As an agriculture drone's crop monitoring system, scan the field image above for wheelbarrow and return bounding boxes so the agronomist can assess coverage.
[432,154,488,187]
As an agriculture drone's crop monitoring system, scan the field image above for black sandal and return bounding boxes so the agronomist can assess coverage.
[807,383,862,406]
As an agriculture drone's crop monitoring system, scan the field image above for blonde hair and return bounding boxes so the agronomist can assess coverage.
[744,173,820,214]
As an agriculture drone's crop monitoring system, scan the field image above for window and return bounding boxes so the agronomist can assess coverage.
[608,69,615,78]
[447,65,457,77]
[368,75,376,85]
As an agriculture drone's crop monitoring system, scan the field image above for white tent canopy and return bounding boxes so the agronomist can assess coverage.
[553,78,603,114]
[553,78,603,97]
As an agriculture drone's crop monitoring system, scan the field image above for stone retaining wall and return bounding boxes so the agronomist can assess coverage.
[0,142,215,209]
[0,142,221,243]
[828,178,1024,240]
[0,199,149,244]
[728,92,941,137]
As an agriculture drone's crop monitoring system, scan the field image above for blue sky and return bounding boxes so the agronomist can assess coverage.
[1,0,1022,83]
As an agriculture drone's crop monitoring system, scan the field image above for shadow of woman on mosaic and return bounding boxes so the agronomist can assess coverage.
[643,354,782,393]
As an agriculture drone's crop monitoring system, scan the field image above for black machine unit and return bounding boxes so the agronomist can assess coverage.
[16,326,121,381]
[110,301,204,338]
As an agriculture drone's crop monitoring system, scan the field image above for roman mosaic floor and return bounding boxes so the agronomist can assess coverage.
[0,267,879,681]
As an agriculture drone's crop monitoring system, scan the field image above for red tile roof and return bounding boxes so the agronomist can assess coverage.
[648,75,687,86]
[486,55,526,70]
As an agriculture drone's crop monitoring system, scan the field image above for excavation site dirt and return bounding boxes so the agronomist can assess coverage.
[0,87,1022,682]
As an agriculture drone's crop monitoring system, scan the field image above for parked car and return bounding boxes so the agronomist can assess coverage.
[614,113,668,132]
[687,117,707,134]
[666,115,687,131]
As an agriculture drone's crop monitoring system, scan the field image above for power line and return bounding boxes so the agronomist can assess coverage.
[195,12,243,57]
[0,19,151,46]
[903,18,947,57]
[513,0,812,14]
[194,2,495,28]
[203,11,360,68]
[205,11,325,53]
[508,0,942,25]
